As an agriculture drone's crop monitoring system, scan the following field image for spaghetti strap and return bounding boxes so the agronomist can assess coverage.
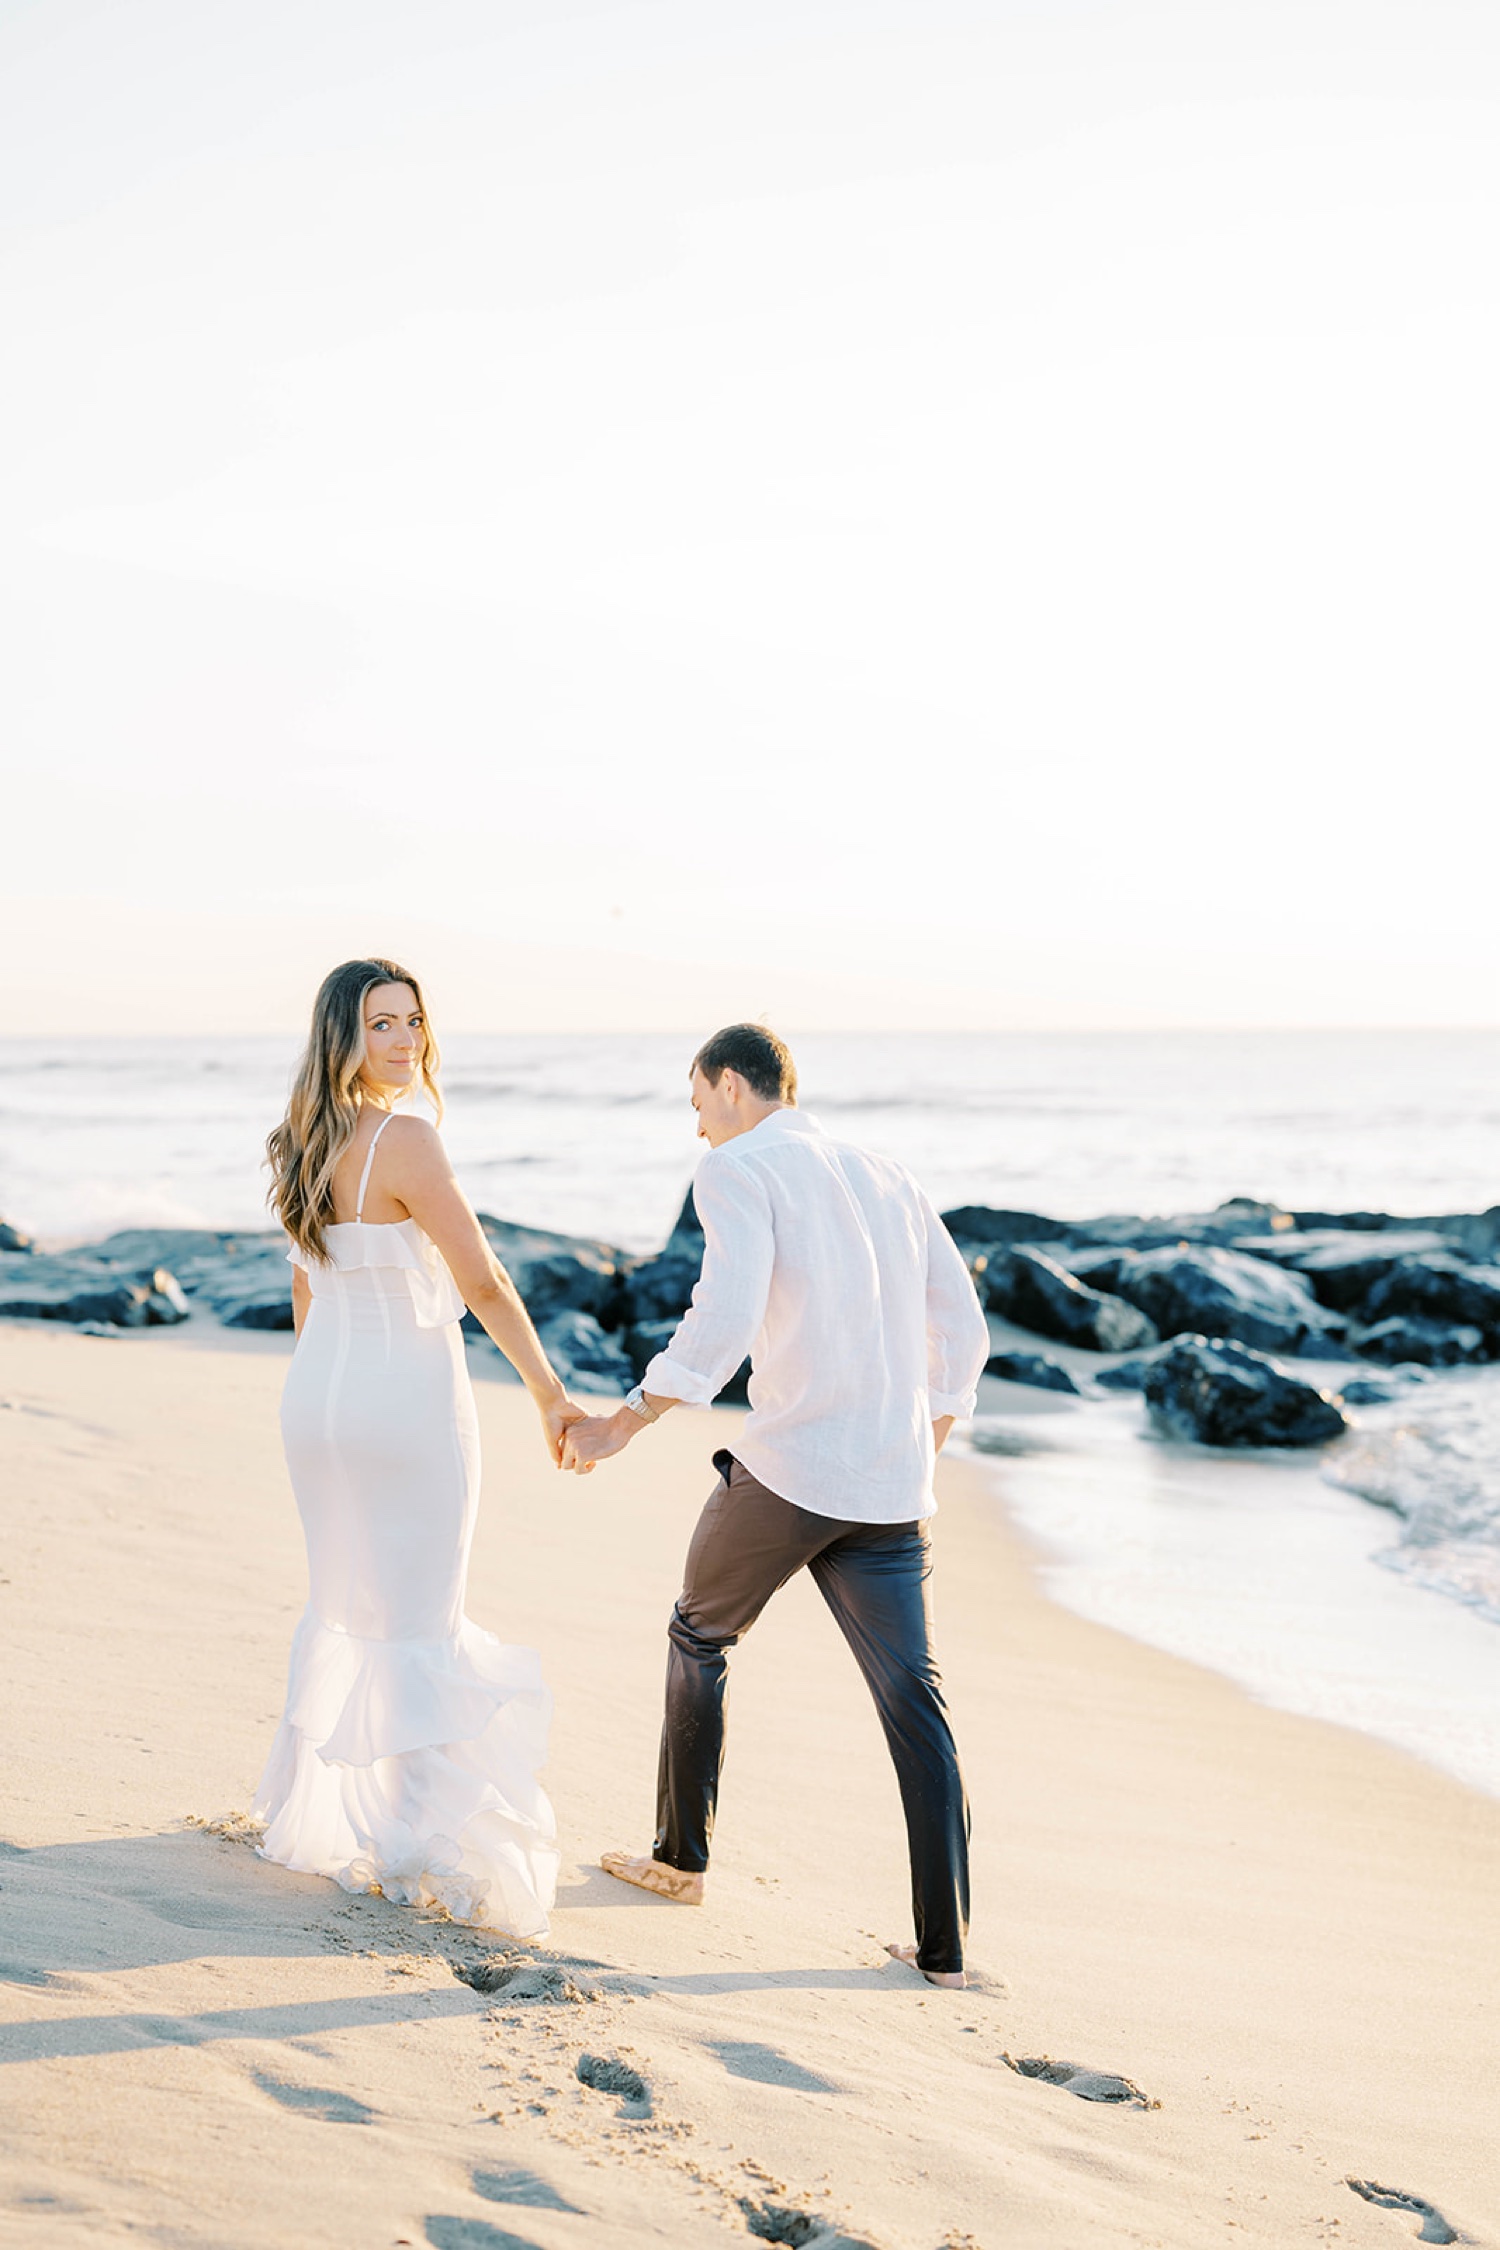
[355,1112,397,1222]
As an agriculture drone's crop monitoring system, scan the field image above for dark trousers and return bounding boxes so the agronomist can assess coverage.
[652,1449,971,1975]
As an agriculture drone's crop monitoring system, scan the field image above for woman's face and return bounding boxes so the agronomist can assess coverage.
[359,982,424,1099]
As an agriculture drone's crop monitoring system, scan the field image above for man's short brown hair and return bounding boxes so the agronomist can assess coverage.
[691,1023,798,1104]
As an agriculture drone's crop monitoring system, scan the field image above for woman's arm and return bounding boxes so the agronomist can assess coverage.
[382,1118,584,1462]
[291,1264,311,1339]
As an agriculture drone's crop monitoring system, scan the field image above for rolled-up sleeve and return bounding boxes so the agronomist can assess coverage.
[920,1191,989,1419]
[641,1154,775,1406]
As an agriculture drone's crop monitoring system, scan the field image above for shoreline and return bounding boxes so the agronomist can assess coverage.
[2,1322,1497,2246]
[963,1374,1500,1802]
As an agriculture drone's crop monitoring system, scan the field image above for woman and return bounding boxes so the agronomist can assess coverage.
[255,957,582,1938]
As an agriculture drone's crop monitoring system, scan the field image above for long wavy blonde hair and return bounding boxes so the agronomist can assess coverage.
[267,957,443,1261]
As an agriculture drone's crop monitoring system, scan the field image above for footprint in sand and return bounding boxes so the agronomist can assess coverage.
[739,2197,885,2249]
[575,2051,652,2116]
[456,1957,598,2004]
[709,2039,839,2094]
[1345,2178,1457,2245]
[472,2167,585,2217]
[1001,2053,1159,2109]
[251,2071,375,2124]
[0,1960,56,1987]
[425,2221,544,2250]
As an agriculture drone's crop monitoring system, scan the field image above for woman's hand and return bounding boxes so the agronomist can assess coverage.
[540,1394,589,1468]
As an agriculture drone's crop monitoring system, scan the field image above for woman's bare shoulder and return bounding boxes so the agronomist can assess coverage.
[380,1114,448,1164]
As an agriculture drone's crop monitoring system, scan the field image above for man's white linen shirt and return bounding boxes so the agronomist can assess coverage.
[641,1109,990,1523]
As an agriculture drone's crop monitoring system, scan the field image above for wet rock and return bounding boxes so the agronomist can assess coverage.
[1360,1253,1500,1331]
[516,1247,618,1325]
[68,1230,296,1331]
[1231,1230,1455,1315]
[0,1220,35,1254]
[940,1206,1073,1251]
[983,1350,1081,1394]
[0,1254,189,1328]
[1045,1197,1292,1253]
[186,1242,297,1328]
[475,1217,623,1324]
[976,1247,1159,1352]
[1337,1375,1404,1404]
[1094,1355,1163,1390]
[140,1268,190,1321]
[218,1286,295,1330]
[1063,1246,1137,1295]
[1290,1329,1353,1361]
[534,1310,634,1393]
[665,1184,702,1243]
[1286,1209,1398,1233]
[619,1245,702,1325]
[622,1317,681,1379]
[76,1226,270,1272]
[1107,1244,1341,1355]
[1142,1335,1348,1447]
[1349,1316,1487,1367]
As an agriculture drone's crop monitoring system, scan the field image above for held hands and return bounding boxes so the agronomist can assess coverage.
[540,1394,590,1468]
[560,1408,635,1475]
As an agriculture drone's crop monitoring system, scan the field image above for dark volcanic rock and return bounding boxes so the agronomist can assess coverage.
[68,1229,295,1329]
[619,1245,702,1326]
[77,1226,274,1271]
[977,1247,1159,1353]
[476,1214,620,1269]
[983,1349,1082,1394]
[219,1290,296,1332]
[535,1310,634,1392]
[1230,1230,1454,1314]
[1107,1244,1340,1355]
[1291,1329,1355,1361]
[1143,1336,1348,1447]
[1094,1355,1163,1391]
[512,1248,618,1325]
[1337,1375,1404,1404]
[476,1216,623,1324]
[1061,1246,1136,1296]
[666,1185,702,1243]
[941,1206,1072,1251]
[622,1318,683,1379]
[186,1242,296,1327]
[0,1254,190,1328]
[1360,1254,1500,1332]
[0,1220,35,1254]
[1286,1209,1396,1233]
[1350,1316,1487,1367]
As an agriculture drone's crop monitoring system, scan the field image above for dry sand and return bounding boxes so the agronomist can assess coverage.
[2,1322,1497,2250]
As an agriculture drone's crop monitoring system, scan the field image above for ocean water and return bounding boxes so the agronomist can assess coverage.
[3,1028,1498,1787]
[3,1027,1498,1252]
[962,1387,1500,1798]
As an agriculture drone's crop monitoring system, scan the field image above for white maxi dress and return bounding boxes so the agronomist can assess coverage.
[254,1115,558,1938]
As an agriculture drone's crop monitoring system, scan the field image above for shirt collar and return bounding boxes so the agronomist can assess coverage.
[740,1107,823,1143]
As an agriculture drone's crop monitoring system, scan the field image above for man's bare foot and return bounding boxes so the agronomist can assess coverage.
[884,1941,967,1989]
[600,1850,705,1904]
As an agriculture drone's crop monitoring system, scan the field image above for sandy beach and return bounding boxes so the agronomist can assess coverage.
[3,1322,1497,2249]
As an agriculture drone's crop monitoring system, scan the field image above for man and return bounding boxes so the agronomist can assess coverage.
[561,1023,990,1988]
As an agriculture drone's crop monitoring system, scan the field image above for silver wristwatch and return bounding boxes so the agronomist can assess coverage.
[623,1385,660,1424]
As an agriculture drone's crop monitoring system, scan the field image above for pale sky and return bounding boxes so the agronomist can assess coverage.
[4,0,1498,1033]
